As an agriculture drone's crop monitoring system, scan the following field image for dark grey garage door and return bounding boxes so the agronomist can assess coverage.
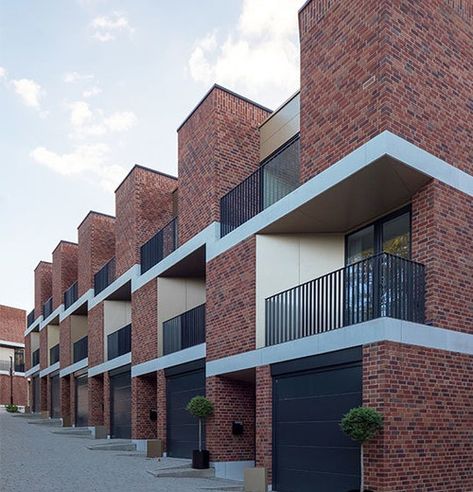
[50,375,60,418]
[110,369,131,439]
[166,361,205,458]
[75,375,88,427]
[273,348,362,492]
[32,376,40,413]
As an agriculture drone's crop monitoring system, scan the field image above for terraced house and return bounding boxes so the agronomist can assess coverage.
[24,1,473,490]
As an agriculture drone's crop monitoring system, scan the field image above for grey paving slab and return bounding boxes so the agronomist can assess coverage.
[0,410,242,492]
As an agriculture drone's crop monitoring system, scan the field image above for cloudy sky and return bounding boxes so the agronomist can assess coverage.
[0,0,303,311]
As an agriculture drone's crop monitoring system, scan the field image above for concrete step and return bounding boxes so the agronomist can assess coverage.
[51,428,92,436]
[148,466,215,479]
[11,413,42,418]
[28,418,62,426]
[87,440,136,452]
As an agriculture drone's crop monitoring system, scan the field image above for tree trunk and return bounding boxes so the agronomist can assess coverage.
[360,443,364,492]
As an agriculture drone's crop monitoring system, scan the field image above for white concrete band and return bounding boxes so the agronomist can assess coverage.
[39,361,60,378]
[59,357,88,378]
[60,289,94,322]
[25,364,40,377]
[88,352,131,377]
[0,339,25,348]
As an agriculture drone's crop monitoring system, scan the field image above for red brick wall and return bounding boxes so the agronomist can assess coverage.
[103,372,110,434]
[0,305,25,343]
[363,341,473,491]
[39,327,48,369]
[34,261,52,315]
[60,376,71,425]
[78,212,116,298]
[412,181,473,333]
[299,0,473,181]
[131,374,157,440]
[88,374,104,426]
[52,241,78,310]
[131,280,157,366]
[70,375,76,426]
[0,375,27,406]
[206,376,255,461]
[157,369,166,451]
[25,334,31,372]
[59,317,71,369]
[115,166,177,277]
[40,376,48,414]
[177,86,270,244]
[206,236,256,361]
[88,304,104,368]
[255,365,272,483]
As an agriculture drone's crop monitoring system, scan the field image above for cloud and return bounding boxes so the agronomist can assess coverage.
[90,12,134,42]
[69,101,93,126]
[0,67,6,79]
[11,78,43,109]
[83,86,102,98]
[30,143,126,192]
[104,111,137,132]
[189,0,304,107]
[64,71,94,83]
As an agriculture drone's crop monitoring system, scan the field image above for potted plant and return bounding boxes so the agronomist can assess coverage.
[186,395,214,469]
[340,406,383,492]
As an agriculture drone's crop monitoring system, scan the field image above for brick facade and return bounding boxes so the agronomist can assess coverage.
[34,261,52,316]
[255,366,272,483]
[131,374,157,440]
[0,305,25,343]
[52,241,78,311]
[131,280,157,365]
[88,374,104,426]
[59,317,72,370]
[60,376,71,426]
[87,304,104,368]
[0,375,27,406]
[156,369,166,451]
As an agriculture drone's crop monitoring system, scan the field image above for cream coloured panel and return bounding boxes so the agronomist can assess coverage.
[103,300,132,358]
[0,346,14,361]
[70,315,88,344]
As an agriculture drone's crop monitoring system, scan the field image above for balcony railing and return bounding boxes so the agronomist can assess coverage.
[73,336,88,363]
[42,297,53,319]
[163,304,206,356]
[27,309,35,327]
[265,253,425,347]
[64,281,78,309]
[32,349,40,367]
[94,257,116,295]
[49,344,60,365]
[107,324,131,360]
[141,217,178,274]
[220,136,300,237]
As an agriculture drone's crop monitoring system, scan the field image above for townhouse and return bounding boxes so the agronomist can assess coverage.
[24,1,473,490]
[0,305,26,408]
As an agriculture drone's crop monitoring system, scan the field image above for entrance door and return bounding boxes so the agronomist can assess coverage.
[166,365,205,458]
[110,370,131,439]
[50,375,60,418]
[32,376,40,413]
[273,356,362,492]
[75,375,88,427]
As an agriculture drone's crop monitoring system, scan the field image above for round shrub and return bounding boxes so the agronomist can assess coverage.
[340,406,383,443]
[186,396,214,419]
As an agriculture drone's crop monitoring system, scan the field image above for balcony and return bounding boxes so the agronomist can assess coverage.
[73,336,88,363]
[265,253,425,347]
[27,309,35,327]
[94,257,116,295]
[141,217,178,274]
[49,344,60,365]
[163,304,206,356]
[64,281,78,309]
[32,349,40,367]
[42,297,53,319]
[107,324,131,360]
[220,136,300,237]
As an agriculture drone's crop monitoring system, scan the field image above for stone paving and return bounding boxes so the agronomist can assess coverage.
[0,410,243,492]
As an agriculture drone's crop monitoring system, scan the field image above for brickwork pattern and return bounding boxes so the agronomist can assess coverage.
[25,334,31,372]
[131,374,157,439]
[88,304,104,367]
[363,341,473,491]
[52,241,78,310]
[39,327,48,369]
[177,86,270,244]
[0,305,26,344]
[0,375,27,406]
[34,262,52,316]
[115,166,176,277]
[156,370,166,451]
[206,376,255,461]
[131,280,157,366]
[40,377,48,414]
[255,366,272,483]
[78,212,116,297]
[60,376,71,424]
[59,317,71,370]
[88,375,104,426]
[103,372,110,434]
[206,236,256,361]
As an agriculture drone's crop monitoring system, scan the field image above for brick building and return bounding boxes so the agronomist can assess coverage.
[0,305,26,407]
[24,1,472,490]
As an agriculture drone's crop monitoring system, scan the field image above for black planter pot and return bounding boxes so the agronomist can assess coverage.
[192,449,210,469]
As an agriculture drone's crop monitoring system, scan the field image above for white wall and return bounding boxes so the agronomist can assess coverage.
[0,346,14,361]
[70,315,88,344]
[157,278,206,356]
[103,300,131,358]
[256,234,345,348]
[47,325,60,364]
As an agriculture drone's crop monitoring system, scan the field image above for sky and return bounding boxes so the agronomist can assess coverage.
[0,0,304,311]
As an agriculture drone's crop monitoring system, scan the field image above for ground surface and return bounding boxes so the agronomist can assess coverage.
[0,410,241,492]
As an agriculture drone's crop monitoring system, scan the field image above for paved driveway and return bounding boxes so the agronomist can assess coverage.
[0,411,241,492]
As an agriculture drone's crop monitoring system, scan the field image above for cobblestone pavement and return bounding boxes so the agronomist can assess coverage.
[0,411,242,492]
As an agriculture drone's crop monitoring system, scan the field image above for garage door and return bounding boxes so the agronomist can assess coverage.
[32,376,40,413]
[110,369,131,439]
[50,375,60,418]
[75,375,88,427]
[273,348,362,492]
[166,361,205,458]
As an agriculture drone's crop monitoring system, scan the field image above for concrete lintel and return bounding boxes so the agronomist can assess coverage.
[88,352,131,378]
[60,357,88,378]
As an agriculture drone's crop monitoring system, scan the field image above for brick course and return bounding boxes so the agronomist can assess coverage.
[34,261,52,316]
[255,366,272,483]
[52,241,78,310]
[0,305,25,343]
[131,374,157,440]
[156,369,166,451]
[0,375,27,406]
[88,304,104,368]
[59,317,72,370]
[88,374,104,426]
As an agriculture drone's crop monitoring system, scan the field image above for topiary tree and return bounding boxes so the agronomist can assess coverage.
[186,396,214,451]
[340,407,383,492]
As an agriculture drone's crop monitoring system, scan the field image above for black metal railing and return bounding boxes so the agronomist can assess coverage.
[27,309,35,327]
[32,349,40,367]
[94,257,116,295]
[220,136,300,237]
[64,281,78,309]
[73,336,88,363]
[42,297,53,319]
[49,344,60,365]
[163,304,206,356]
[141,217,178,274]
[265,253,425,347]
[107,324,131,360]
[15,348,25,372]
